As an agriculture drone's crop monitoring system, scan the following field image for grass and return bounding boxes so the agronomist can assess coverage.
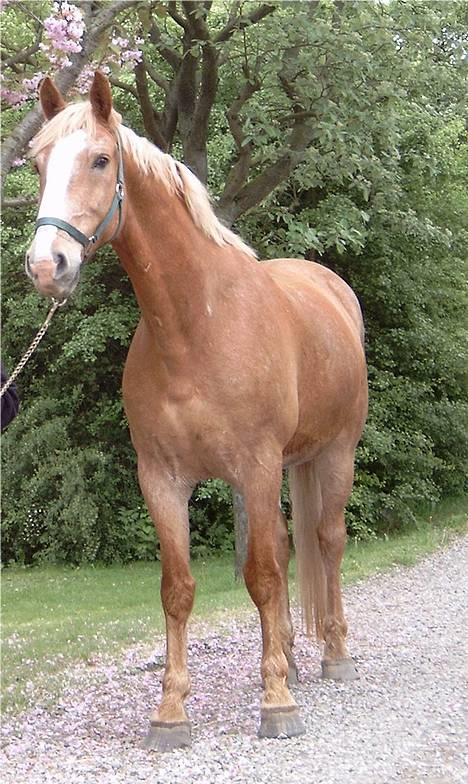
[2,497,466,716]
[343,497,467,580]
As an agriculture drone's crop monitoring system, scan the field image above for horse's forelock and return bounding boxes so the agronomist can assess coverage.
[30,101,122,158]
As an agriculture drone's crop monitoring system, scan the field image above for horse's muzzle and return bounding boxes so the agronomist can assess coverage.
[25,252,79,300]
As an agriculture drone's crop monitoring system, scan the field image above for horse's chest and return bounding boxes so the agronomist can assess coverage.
[127,391,217,473]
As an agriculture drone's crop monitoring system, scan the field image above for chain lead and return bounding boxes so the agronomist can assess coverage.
[0,298,67,399]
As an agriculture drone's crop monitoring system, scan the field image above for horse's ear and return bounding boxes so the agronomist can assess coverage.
[40,77,66,120]
[90,71,113,123]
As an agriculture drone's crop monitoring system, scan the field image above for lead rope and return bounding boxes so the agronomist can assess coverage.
[0,298,67,398]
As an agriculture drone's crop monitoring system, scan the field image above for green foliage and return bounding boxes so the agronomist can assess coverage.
[189,480,235,557]
[2,396,110,564]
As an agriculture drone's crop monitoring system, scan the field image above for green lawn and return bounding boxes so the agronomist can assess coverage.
[2,497,466,716]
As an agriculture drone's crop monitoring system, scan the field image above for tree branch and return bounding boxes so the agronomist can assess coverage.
[1,26,42,69]
[161,81,179,151]
[108,76,139,99]
[1,195,38,210]
[219,75,262,206]
[214,3,276,44]
[149,19,182,70]
[90,0,141,28]
[218,19,323,223]
[182,0,210,36]
[167,0,190,31]
[172,13,201,173]
[134,60,168,150]
[190,40,218,150]
[178,2,218,181]
[218,120,317,224]
[145,60,170,94]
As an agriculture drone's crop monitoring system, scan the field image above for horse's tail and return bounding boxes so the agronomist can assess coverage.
[289,461,327,639]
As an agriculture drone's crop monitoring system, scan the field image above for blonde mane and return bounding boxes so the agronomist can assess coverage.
[31,101,256,258]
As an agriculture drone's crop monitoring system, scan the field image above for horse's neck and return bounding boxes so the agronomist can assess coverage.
[112,165,234,352]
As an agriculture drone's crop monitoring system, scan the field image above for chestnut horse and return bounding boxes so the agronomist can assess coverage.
[26,73,367,751]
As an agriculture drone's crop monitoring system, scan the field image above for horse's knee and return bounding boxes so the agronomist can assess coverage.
[244,553,282,608]
[161,572,195,617]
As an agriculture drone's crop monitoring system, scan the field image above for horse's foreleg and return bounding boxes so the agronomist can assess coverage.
[138,467,195,751]
[243,467,305,739]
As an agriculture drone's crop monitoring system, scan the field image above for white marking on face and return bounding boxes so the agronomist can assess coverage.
[33,225,59,260]
[35,130,88,258]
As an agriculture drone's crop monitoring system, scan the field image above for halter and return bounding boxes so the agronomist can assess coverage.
[34,134,125,260]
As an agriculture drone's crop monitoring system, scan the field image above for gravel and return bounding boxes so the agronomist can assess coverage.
[2,537,467,784]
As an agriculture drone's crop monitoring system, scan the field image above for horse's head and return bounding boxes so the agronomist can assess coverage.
[26,72,124,301]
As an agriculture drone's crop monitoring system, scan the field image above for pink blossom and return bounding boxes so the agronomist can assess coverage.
[1,87,27,107]
[41,2,84,68]
[121,50,143,65]
[109,32,143,68]
[75,63,111,95]
[22,72,44,94]
[111,36,130,49]
[2,2,143,112]
[75,63,96,94]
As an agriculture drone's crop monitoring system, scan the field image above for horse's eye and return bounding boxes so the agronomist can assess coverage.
[93,156,109,169]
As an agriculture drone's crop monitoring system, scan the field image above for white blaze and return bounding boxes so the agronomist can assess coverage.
[35,130,88,258]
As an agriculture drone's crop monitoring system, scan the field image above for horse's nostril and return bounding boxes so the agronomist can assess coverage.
[54,252,67,275]
[25,253,34,278]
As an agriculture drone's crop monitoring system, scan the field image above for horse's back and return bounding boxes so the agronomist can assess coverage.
[264,258,364,346]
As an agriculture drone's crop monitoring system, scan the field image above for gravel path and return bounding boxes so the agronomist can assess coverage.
[2,538,467,784]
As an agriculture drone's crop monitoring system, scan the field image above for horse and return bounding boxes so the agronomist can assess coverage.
[25,72,368,751]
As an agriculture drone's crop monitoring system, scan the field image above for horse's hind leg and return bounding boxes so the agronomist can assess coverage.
[137,463,195,751]
[316,440,359,680]
[276,508,298,685]
[242,463,305,739]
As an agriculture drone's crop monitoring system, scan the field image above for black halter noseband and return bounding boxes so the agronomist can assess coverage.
[34,135,125,259]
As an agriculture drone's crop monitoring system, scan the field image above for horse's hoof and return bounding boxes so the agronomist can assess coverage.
[142,720,191,752]
[321,657,359,681]
[258,705,306,739]
[288,663,299,686]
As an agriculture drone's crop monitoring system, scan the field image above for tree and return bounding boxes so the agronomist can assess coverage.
[1,0,144,192]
